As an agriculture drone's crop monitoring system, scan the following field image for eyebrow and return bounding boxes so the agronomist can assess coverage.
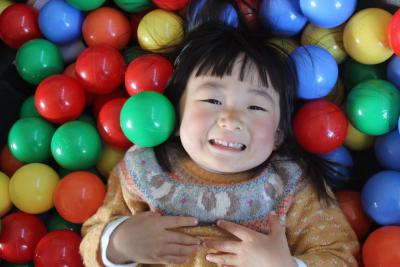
[196,81,274,103]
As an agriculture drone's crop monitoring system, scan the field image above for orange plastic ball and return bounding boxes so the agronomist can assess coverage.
[82,7,131,50]
[362,226,400,267]
[53,171,106,223]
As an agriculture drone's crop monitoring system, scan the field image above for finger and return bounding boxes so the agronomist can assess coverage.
[204,240,241,254]
[164,231,201,245]
[206,253,237,266]
[162,255,189,265]
[161,244,199,256]
[161,216,199,228]
[217,220,252,240]
[268,211,285,237]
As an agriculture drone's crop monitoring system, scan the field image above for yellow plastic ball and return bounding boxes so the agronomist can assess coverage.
[343,8,393,65]
[324,78,345,106]
[96,144,126,178]
[344,122,375,151]
[0,0,12,14]
[137,9,184,53]
[0,171,12,217]
[9,163,59,214]
[301,23,347,64]
[267,37,299,54]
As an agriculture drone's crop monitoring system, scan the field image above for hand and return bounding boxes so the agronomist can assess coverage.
[108,212,201,265]
[204,212,297,267]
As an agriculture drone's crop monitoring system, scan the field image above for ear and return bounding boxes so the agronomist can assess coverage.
[273,129,284,150]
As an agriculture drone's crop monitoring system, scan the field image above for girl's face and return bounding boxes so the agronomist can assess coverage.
[178,60,282,173]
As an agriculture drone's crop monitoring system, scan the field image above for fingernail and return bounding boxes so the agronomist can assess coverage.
[270,210,277,216]
[206,255,212,261]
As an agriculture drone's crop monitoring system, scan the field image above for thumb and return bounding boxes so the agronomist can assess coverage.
[268,211,285,236]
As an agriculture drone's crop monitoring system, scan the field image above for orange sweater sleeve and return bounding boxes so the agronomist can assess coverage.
[79,163,149,267]
[286,182,360,267]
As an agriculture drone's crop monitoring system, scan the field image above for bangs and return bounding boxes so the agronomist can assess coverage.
[195,52,271,89]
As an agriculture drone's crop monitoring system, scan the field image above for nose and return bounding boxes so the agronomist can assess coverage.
[217,109,243,131]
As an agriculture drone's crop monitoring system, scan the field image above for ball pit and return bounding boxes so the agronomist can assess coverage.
[1,1,400,266]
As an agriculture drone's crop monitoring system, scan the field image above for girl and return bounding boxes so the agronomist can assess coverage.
[80,3,359,267]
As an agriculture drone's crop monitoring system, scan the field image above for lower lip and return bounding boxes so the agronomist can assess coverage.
[209,141,244,153]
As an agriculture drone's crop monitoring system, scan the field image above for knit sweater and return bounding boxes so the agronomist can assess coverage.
[80,144,360,267]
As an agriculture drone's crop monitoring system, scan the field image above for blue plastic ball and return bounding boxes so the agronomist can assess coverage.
[259,0,307,37]
[375,130,400,171]
[362,170,400,225]
[39,0,84,44]
[299,0,357,28]
[290,45,338,99]
[320,146,353,188]
[387,56,400,89]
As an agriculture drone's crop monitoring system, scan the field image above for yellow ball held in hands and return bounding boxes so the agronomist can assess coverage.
[343,8,393,65]
[138,9,184,53]
[9,163,59,214]
[96,144,126,178]
[301,23,347,64]
[0,171,12,217]
[345,122,375,151]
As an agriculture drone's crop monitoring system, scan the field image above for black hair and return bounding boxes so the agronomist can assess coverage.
[155,0,337,205]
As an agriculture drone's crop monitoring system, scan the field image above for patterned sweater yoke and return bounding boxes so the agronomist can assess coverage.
[119,145,304,233]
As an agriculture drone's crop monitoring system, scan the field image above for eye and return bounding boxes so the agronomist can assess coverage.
[201,99,222,105]
[248,105,267,111]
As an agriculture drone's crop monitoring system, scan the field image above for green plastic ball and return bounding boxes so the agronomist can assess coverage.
[51,121,102,170]
[120,91,175,147]
[122,46,145,64]
[8,117,56,163]
[20,96,40,118]
[66,0,106,11]
[346,79,400,136]
[114,0,152,12]
[16,39,64,85]
[341,58,386,90]
[46,210,81,233]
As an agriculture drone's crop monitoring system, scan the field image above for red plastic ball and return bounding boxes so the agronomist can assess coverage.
[362,226,400,267]
[75,45,126,95]
[63,63,95,107]
[152,0,188,11]
[92,89,128,117]
[0,212,47,263]
[335,190,373,239]
[63,63,77,79]
[0,4,42,49]
[97,97,132,149]
[53,171,106,223]
[34,230,83,267]
[35,74,86,124]
[125,54,173,96]
[0,145,24,177]
[389,9,400,57]
[82,7,131,50]
[235,0,261,31]
[293,100,348,154]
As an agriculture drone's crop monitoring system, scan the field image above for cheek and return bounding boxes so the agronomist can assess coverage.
[180,107,213,141]
[250,116,277,146]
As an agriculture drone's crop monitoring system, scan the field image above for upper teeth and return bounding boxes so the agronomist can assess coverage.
[213,139,245,149]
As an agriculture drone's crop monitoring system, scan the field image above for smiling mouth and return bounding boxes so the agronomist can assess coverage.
[209,139,247,151]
